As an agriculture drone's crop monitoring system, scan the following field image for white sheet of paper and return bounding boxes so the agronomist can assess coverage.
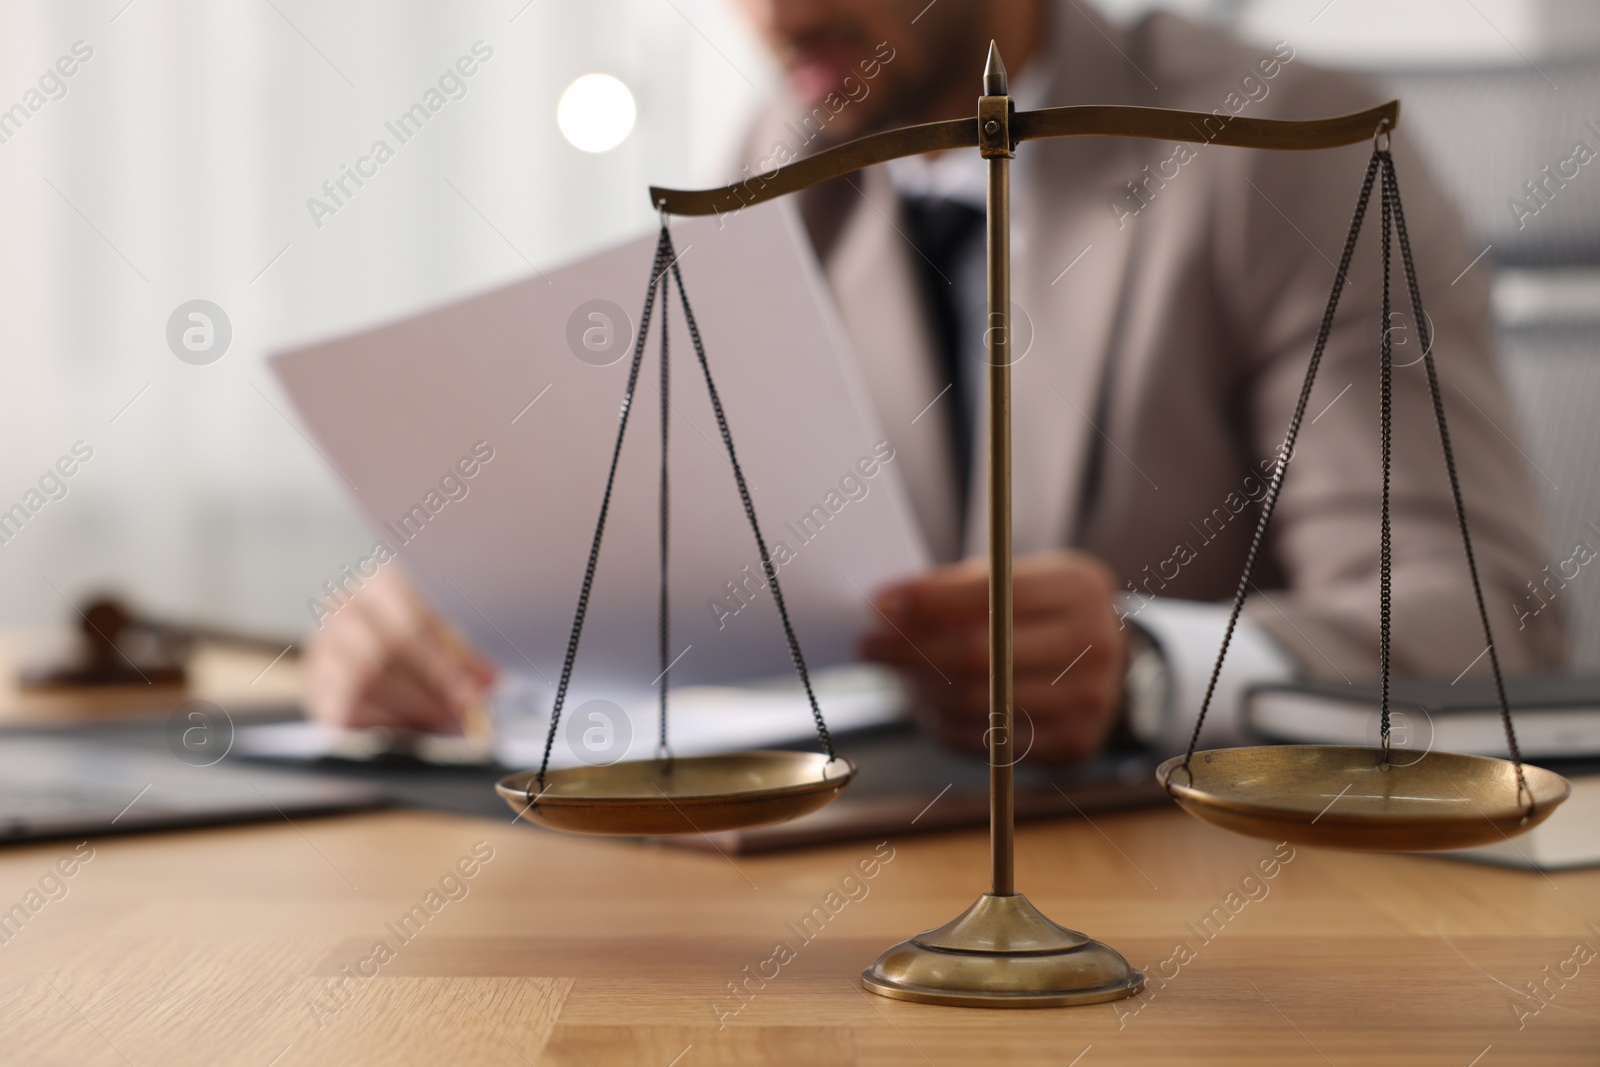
[232,665,911,770]
[271,201,930,728]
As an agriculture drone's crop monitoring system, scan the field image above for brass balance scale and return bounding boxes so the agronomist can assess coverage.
[496,43,1571,1008]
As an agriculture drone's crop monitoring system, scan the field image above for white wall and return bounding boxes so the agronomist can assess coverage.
[0,0,774,634]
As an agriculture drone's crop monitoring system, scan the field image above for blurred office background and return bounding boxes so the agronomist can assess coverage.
[0,0,1596,664]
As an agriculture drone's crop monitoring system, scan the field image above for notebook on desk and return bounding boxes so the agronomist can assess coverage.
[666,722,1170,854]
[1246,674,1600,758]
[0,719,388,844]
[1443,758,1600,871]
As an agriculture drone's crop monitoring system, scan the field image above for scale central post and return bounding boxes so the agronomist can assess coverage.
[860,44,1144,1008]
[982,44,1016,901]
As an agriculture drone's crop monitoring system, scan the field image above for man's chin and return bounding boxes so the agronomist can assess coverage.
[788,63,841,105]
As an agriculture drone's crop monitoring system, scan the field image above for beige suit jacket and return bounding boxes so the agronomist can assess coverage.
[746,5,1564,681]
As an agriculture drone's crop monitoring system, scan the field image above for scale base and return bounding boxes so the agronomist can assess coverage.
[861,893,1143,1008]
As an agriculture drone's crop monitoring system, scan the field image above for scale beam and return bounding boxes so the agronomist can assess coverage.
[649,100,1399,217]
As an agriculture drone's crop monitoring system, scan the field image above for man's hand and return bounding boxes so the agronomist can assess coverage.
[859,550,1128,764]
[303,568,497,733]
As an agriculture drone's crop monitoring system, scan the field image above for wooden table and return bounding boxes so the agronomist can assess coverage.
[2,800,1595,1066]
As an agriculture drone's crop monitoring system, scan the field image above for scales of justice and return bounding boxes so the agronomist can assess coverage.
[497,43,1572,1008]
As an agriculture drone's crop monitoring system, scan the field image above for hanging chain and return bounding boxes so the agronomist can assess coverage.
[1175,140,1533,814]
[657,251,673,762]
[1378,170,1395,763]
[665,234,836,761]
[1379,151,1531,810]
[538,230,673,785]
[1176,151,1382,779]
[537,223,839,785]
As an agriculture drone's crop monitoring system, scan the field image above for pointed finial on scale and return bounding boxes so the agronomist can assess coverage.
[983,40,1008,96]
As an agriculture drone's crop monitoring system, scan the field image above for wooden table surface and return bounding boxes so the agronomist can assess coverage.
[2,797,1596,1066]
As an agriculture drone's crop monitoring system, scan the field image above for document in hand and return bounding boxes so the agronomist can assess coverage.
[271,201,930,710]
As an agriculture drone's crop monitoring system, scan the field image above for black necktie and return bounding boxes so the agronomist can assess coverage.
[901,195,985,511]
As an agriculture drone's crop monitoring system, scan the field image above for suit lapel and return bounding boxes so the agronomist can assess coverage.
[823,166,966,563]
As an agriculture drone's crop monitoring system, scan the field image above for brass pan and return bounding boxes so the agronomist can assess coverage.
[497,750,855,836]
[1157,745,1569,851]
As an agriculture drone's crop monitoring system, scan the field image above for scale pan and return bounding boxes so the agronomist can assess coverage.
[496,750,855,836]
[1156,745,1569,851]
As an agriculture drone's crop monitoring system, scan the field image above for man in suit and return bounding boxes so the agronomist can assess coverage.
[304,0,1563,761]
